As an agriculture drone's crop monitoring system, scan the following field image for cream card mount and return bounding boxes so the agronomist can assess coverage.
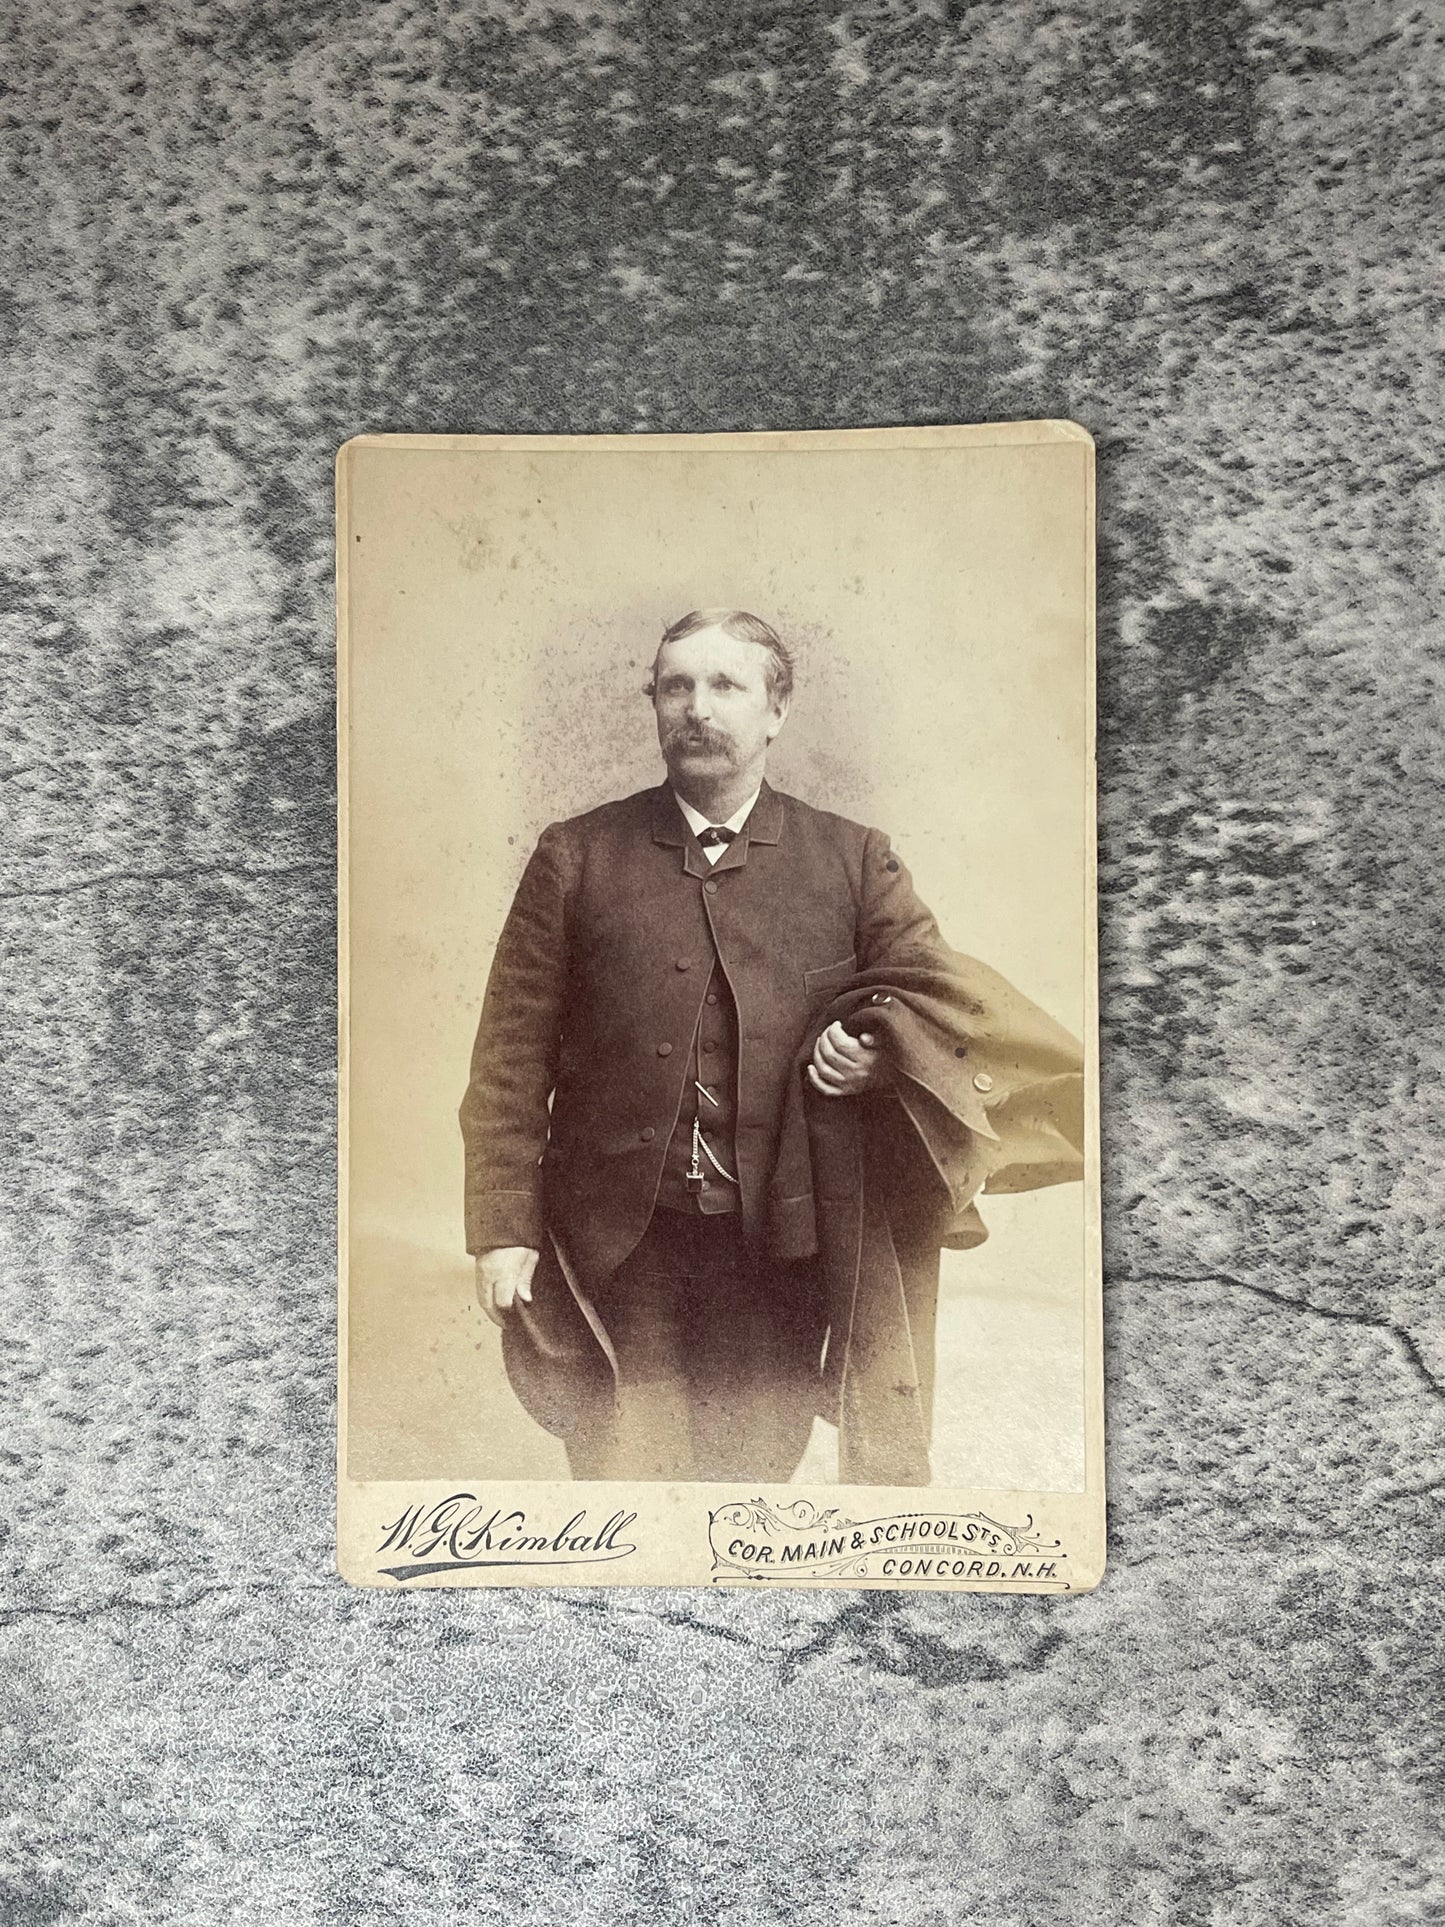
[337,424,1101,1592]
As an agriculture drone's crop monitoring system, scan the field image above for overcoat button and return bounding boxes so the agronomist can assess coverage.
[973,1072,994,1094]
[657,1042,673,1057]
[675,958,692,971]
[640,1126,656,1143]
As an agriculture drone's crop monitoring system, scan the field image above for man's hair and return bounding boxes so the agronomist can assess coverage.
[646,608,795,705]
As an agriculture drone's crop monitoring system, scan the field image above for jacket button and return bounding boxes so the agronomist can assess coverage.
[704,878,719,895]
[656,1042,673,1057]
[973,1072,994,1094]
[675,958,692,971]
[640,1126,656,1143]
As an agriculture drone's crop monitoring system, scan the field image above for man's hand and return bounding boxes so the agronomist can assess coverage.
[807,1022,889,1100]
[475,1246,541,1328]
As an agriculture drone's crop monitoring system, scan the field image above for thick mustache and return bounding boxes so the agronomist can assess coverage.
[665,724,736,756]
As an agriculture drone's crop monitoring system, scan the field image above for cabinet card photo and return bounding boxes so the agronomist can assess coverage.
[338,423,1101,1592]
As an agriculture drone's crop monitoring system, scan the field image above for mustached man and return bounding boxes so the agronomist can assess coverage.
[460,609,1084,1484]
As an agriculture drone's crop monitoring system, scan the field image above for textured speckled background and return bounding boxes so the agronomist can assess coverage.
[3,2,1442,1921]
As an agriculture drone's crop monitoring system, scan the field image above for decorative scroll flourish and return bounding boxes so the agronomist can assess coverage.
[708,1498,1069,1586]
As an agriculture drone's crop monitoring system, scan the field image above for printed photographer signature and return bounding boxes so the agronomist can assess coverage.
[376,1494,638,1582]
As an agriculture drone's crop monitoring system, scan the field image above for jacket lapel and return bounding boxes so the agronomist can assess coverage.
[650,784,709,878]
[650,779,785,878]
[711,780,782,875]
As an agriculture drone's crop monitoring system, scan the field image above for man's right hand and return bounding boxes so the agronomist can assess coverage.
[475,1246,541,1328]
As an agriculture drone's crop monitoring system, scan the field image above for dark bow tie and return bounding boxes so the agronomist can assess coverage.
[696,824,737,849]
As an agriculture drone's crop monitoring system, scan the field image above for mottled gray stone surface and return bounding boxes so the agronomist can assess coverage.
[3,2,1442,1921]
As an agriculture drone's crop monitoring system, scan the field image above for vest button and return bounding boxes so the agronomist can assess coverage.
[706,992,718,1005]
[640,1126,656,1143]
[704,878,719,895]
[702,1040,716,1053]
[656,1042,673,1057]
[972,1072,994,1094]
[675,958,692,971]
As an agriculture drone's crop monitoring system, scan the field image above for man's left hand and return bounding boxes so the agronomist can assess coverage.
[808,1022,889,1099]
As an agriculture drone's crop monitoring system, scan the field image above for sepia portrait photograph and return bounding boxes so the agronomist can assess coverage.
[337,424,1101,1591]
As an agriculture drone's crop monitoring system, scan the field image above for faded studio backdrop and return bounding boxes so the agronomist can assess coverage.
[343,429,1091,1488]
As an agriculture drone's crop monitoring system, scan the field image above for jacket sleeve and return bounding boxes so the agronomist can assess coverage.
[459,825,572,1255]
[854,827,950,970]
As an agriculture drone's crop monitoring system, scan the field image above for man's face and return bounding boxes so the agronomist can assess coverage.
[652,625,788,783]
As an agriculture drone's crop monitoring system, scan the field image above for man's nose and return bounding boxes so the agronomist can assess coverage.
[685,686,712,720]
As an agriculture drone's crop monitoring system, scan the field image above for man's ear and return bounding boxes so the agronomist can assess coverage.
[766,694,791,743]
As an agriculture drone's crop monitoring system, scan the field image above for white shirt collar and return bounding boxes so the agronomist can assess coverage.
[672,786,762,861]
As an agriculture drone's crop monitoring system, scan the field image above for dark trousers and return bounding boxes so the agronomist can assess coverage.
[564,1209,826,1484]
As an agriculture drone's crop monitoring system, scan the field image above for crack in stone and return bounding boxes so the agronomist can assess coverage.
[0,861,332,900]
[558,1590,773,1655]
[558,1588,1055,1684]
[0,1577,340,1627]
[1372,1473,1445,1505]
[1115,1268,1444,1403]
[0,742,246,783]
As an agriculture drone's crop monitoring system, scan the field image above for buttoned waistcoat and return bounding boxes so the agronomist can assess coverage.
[460,780,950,1285]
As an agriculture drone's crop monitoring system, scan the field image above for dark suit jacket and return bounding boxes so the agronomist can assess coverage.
[459,779,1086,1464]
[461,779,957,1279]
